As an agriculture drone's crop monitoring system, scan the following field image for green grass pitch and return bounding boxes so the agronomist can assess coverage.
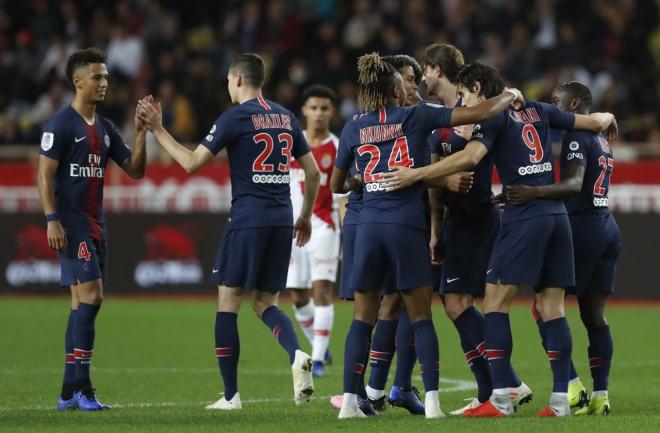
[1,296,659,433]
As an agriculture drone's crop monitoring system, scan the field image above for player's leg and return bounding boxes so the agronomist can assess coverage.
[340,290,380,418]
[400,285,444,418]
[532,298,586,408]
[206,285,244,410]
[289,243,315,346]
[56,287,79,410]
[366,293,400,407]
[310,280,334,375]
[576,292,613,415]
[390,306,418,401]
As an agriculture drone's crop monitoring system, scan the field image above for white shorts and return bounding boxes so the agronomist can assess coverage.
[286,223,340,288]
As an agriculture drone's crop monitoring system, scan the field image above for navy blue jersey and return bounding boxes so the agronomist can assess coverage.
[40,106,132,240]
[471,101,575,223]
[429,126,495,213]
[335,102,453,229]
[560,130,613,215]
[202,97,310,229]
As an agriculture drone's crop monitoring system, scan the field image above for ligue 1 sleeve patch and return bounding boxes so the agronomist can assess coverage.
[41,132,54,151]
[104,134,111,147]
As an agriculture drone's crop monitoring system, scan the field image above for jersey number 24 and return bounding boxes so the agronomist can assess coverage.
[357,137,414,183]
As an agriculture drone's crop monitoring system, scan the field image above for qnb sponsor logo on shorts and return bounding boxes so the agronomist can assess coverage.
[251,174,290,184]
[69,164,104,178]
[593,197,609,207]
[365,182,386,192]
[517,161,552,176]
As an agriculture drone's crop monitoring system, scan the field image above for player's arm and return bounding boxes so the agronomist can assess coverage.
[36,155,67,250]
[449,88,524,126]
[573,113,617,140]
[381,141,487,191]
[120,129,147,178]
[294,152,320,247]
[507,165,585,204]
[137,98,214,173]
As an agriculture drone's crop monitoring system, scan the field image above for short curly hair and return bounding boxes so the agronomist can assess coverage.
[65,47,107,87]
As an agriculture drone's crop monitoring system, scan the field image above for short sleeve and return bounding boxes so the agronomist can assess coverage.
[417,102,453,131]
[290,114,310,159]
[39,118,66,161]
[469,113,504,152]
[201,112,237,155]
[541,102,576,131]
[427,129,442,155]
[335,123,355,171]
[106,121,132,166]
[561,132,588,168]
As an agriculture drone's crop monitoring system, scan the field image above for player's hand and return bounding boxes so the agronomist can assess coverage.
[137,96,163,131]
[429,233,443,265]
[506,185,538,204]
[453,124,474,141]
[47,221,67,251]
[443,171,473,193]
[379,166,418,191]
[505,87,525,110]
[293,216,312,247]
[606,117,618,143]
[490,192,506,209]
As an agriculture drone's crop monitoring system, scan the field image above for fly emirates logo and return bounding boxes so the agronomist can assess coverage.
[70,154,103,178]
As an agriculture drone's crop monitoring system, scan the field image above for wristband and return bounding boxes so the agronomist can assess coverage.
[46,213,60,222]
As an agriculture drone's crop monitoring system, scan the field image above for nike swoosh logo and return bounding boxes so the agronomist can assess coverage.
[447,277,460,283]
[212,269,220,273]
[75,136,86,142]
[486,269,493,274]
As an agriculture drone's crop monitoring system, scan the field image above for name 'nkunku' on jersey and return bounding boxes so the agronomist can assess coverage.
[335,102,453,230]
[560,130,614,215]
[470,100,576,223]
[202,97,310,229]
[40,106,132,240]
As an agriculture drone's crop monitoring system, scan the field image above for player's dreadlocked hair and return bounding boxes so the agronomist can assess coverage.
[555,81,593,111]
[382,54,423,85]
[456,62,505,98]
[66,47,107,87]
[357,52,400,112]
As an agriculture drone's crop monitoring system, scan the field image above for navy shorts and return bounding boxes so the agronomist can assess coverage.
[212,226,293,292]
[486,214,575,291]
[350,223,432,294]
[339,224,357,300]
[439,211,499,297]
[567,213,621,296]
[60,236,106,287]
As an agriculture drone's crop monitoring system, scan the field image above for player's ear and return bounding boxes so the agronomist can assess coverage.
[472,81,482,96]
[235,74,242,88]
[570,97,581,111]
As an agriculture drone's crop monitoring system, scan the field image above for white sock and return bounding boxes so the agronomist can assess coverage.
[491,388,513,414]
[293,300,315,345]
[312,304,334,362]
[365,385,385,400]
[549,392,570,416]
[591,390,608,398]
[424,390,442,418]
[569,377,582,385]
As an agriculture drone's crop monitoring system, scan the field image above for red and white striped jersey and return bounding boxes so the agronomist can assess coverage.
[290,132,339,229]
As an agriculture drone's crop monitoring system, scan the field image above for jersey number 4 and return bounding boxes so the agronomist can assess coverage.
[522,124,544,163]
[252,132,293,172]
[594,156,614,196]
[77,241,92,262]
[358,137,414,183]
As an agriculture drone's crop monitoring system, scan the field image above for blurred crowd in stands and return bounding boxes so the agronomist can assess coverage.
[0,0,658,148]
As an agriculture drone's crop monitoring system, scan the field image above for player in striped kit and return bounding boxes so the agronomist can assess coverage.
[288,85,341,377]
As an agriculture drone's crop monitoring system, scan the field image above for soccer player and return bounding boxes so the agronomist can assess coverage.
[331,52,524,419]
[287,84,340,378]
[423,45,532,415]
[137,53,320,410]
[380,63,616,417]
[363,53,425,415]
[507,81,620,415]
[37,47,147,411]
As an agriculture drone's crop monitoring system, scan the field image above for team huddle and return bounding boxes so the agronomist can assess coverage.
[39,45,619,419]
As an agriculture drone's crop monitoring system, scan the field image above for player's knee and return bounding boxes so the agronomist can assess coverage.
[580,309,608,330]
[443,302,466,321]
[407,307,432,323]
[84,292,103,305]
[251,298,273,318]
[291,290,310,308]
